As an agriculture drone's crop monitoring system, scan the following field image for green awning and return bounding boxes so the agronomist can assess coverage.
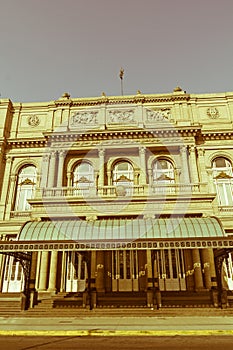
[18,217,226,242]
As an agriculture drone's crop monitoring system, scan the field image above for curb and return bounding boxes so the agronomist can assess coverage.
[0,330,233,337]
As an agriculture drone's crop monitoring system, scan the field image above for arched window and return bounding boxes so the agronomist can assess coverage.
[152,159,175,184]
[113,161,134,184]
[73,162,94,194]
[14,165,37,211]
[212,157,233,206]
[112,161,134,195]
[152,159,175,194]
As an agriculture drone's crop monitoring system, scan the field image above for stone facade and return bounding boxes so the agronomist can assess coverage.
[0,88,233,310]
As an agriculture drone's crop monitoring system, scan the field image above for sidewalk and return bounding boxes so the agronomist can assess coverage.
[0,308,233,336]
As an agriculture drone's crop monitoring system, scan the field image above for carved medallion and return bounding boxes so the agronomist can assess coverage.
[207,107,220,119]
[27,115,40,127]
[108,110,135,124]
[146,108,171,122]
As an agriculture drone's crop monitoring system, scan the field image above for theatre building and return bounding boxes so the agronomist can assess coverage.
[0,88,233,313]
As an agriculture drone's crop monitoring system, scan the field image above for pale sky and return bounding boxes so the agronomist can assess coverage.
[1,0,233,102]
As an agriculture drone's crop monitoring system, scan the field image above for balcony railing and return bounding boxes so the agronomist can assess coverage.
[39,183,207,199]
[218,206,233,213]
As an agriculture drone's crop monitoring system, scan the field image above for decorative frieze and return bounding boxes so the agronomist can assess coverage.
[108,109,135,124]
[27,114,40,127]
[70,111,98,127]
[146,108,171,123]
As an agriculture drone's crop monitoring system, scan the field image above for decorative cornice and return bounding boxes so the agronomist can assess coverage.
[53,93,190,107]
[7,138,46,148]
[203,132,233,141]
[43,127,201,145]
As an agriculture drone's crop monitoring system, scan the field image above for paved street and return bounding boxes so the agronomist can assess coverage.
[0,311,233,349]
[1,335,233,350]
[0,311,233,334]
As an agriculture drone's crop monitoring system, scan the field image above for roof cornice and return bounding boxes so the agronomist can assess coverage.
[54,92,191,107]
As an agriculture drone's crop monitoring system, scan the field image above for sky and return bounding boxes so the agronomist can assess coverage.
[1,0,233,102]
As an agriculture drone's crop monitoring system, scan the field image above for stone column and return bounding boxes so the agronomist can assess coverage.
[201,249,212,290]
[5,174,17,219]
[188,146,199,183]
[207,169,215,192]
[139,146,147,184]
[184,249,195,291]
[48,251,58,293]
[148,168,153,186]
[197,148,208,183]
[38,252,49,292]
[209,249,217,289]
[192,249,204,290]
[180,145,190,183]
[56,151,66,188]
[98,148,105,187]
[60,251,67,292]
[40,154,50,188]
[134,170,140,185]
[47,151,57,188]
[107,170,111,186]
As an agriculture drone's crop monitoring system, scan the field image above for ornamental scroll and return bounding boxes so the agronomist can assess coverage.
[108,109,135,124]
[70,111,98,126]
[146,108,171,122]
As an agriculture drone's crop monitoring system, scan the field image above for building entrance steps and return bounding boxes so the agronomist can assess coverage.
[1,307,233,319]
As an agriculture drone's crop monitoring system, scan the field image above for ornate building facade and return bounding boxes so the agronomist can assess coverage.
[0,88,233,312]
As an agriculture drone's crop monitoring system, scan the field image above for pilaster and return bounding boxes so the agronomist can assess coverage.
[47,151,57,188]
[188,145,199,183]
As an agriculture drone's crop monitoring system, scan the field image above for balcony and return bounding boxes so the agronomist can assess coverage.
[39,183,208,199]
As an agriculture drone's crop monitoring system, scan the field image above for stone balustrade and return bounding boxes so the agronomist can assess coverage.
[38,183,208,198]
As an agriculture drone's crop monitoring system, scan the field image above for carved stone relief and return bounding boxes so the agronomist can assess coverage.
[207,107,220,119]
[146,108,171,122]
[70,111,98,126]
[27,115,40,127]
[108,109,135,124]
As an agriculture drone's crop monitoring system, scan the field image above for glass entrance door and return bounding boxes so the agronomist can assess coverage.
[155,249,186,291]
[112,250,139,291]
[66,252,87,292]
[2,256,24,292]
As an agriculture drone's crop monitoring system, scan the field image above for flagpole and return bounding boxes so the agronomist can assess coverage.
[119,68,124,95]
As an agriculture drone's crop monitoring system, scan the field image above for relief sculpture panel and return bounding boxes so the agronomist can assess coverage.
[108,109,135,124]
[70,111,98,128]
[145,108,171,123]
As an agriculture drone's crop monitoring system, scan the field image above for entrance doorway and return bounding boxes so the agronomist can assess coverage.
[2,256,24,292]
[112,250,139,291]
[155,249,186,291]
[66,252,87,292]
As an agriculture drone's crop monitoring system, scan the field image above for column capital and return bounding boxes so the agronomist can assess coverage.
[58,150,66,158]
[98,148,105,157]
[139,146,146,155]
[50,150,57,158]
[10,174,16,183]
[180,145,187,153]
[6,156,12,164]
[197,147,205,157]
[42,153,50,162]
[189,144,196,153]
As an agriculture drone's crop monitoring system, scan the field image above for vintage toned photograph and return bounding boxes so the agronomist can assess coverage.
[0,0,233,349]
